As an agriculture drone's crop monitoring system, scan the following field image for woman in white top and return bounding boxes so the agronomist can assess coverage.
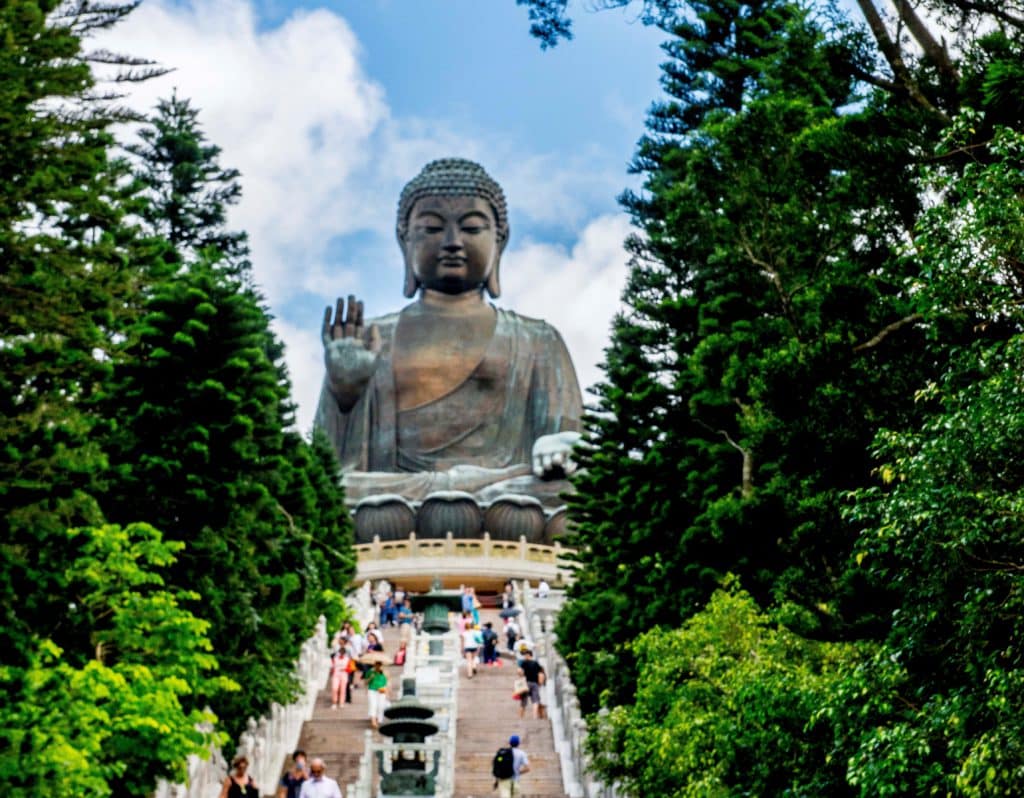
[462,624,483,678]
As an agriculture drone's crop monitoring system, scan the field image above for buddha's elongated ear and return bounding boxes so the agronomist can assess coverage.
[399,230,419,297]
[485,235,506,298]
[486,262,501,298]
[403,262,419,297]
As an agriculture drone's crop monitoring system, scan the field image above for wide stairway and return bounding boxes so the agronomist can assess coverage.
[283,609,568,798]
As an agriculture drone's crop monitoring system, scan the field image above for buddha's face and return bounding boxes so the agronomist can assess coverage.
[403,195,499,295]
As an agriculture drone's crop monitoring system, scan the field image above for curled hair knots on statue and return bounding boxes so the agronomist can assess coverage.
[396,158,509,246]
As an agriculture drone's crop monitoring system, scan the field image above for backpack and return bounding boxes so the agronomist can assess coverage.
[492,747,515,779]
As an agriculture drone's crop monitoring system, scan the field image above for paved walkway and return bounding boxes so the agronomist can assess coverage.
[280,610,567,798]
[452,609,567,798]
[285,624,405,794]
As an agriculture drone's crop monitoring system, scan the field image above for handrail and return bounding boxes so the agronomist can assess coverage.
[154,615,330,798]
[518,584,621,798]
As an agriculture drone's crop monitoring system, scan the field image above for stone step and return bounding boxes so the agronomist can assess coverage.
[453,609,566,798]
[281,622,407,793]
[283,608,567,798]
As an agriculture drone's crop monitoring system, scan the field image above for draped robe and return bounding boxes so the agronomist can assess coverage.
[314,304,583,505]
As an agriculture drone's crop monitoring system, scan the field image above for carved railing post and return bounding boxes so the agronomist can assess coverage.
[155,611,334,798]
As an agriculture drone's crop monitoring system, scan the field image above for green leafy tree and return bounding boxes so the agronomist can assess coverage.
[559,0,937,711]
[0,523,233,798]
[589,583,859,797]
[825,121,1024,798]
[0,0,164,663]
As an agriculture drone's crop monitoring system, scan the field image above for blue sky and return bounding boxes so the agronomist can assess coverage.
[98,1,666,430]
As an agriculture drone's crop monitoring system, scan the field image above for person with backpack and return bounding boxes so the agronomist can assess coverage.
[492,734,529,797]
[481,621,500,666]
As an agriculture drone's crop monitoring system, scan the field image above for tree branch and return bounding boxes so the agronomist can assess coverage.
[697,417,754,499]
[894,0,959,82]
[739,238,803,341]
[853,0,949,121]
[944,0,1024,30]
[853,313,923,351]
[850,64,902,93]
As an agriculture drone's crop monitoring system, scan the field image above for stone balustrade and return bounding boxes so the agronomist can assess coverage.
[354,532,577,589]
[517,583,621,798]
[154,615,330,798]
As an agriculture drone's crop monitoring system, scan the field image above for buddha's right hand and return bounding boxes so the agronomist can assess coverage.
[322,295,382,411]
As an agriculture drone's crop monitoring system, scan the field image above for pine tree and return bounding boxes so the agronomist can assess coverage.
[0,0,162,662]
[100,97,355,733]
[128,92,249,272]
[558,0,941,710]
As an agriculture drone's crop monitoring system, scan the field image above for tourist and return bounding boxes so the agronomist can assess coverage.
[504,616,520,654]
[492,734,530,798]
[514,637,535,668]
[343,622,365,657]
[342,634,359,703]
[501,582,515,610]
[481,621,500,666]
[298,758,342,798]
[462,623,482,678]
[277,750,307,798]
[219,755,258,798]
[366,660,389,729]
[396,600,415,645]
[469,586,481,625]
[536,579,550,599]
[517,650,546,720]
[374,579,391,612]
[379,591,397,626]
[329,648,353,710]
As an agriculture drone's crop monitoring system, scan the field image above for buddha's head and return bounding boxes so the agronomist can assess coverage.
[396,158,510,298]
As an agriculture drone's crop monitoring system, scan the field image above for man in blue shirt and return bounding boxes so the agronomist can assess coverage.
[496,735,530,798]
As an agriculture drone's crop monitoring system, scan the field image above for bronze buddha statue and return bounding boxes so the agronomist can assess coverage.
[315,158,583,508]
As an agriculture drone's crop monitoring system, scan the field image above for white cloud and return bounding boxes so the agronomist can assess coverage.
[272,315,324,430]
[500,213,633,398]
[98,0,390,302]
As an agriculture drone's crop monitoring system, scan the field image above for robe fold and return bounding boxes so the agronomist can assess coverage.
[314,305,583,504]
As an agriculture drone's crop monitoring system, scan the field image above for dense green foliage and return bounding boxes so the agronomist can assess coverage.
[99,93,355,736]
[537,0,1024,794]
[0,0,150,660]
[1,3,355,792]
[825,123,1024,797]
[560,0,937,710]
[0,524,232,798]
[590,583,861,796]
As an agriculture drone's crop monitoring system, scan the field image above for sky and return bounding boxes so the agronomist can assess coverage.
[96,0,669,432]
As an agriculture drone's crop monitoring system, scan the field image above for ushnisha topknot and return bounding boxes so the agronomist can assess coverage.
[396,158,509,246]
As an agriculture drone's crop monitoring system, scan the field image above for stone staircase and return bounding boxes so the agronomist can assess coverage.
[452,609,567,798]
[280,624,405,795]
[279,609,567,798]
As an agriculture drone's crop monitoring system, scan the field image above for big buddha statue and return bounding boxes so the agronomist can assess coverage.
[314,158,583,517]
